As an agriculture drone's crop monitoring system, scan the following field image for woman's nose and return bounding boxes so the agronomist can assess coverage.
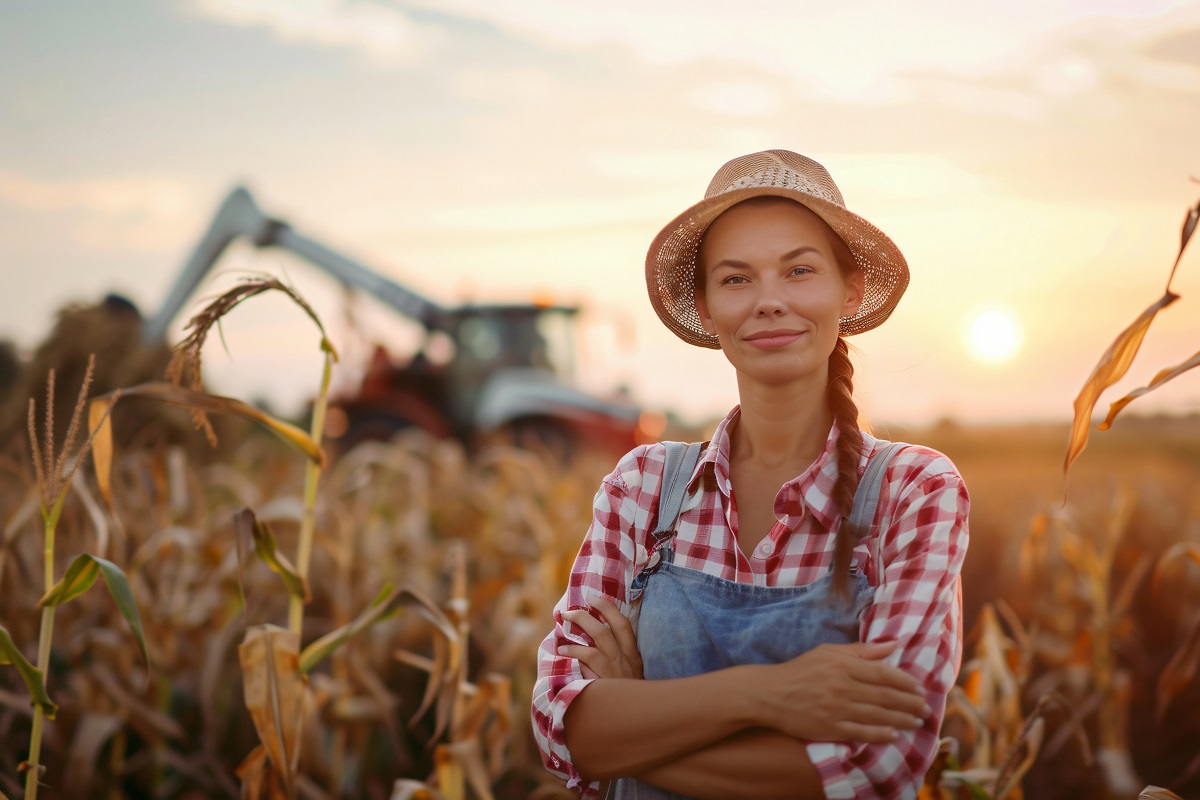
[752,288,787,316]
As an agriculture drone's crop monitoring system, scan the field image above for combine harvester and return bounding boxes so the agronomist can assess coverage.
[144,187,653,459]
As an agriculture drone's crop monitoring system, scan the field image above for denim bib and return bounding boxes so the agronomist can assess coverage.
[605,441,904,800]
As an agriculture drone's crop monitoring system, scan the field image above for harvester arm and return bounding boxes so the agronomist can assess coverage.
[142,187,454,344]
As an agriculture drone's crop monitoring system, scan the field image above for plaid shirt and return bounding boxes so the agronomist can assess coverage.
[532,406,969,799]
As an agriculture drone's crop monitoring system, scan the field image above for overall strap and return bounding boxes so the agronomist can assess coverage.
[847,441,909,534]
[653,441,705,537]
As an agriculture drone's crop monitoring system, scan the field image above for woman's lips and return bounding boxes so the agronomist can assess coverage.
[744,330,806,349]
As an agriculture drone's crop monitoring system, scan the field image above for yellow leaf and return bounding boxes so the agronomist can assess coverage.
[95,383,325,467]
[1139,787,1187,800]
[1064,290,1179,476]
[87,398,115,510]
[1100,349,1200,431]
[238,625,307,797]
[434,744,465,800]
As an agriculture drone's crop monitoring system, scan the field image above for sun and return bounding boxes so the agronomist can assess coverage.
[964,307,1023,365]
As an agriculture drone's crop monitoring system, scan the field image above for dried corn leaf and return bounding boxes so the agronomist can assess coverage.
[1101,349,1200,431]
[1151,543,1200,597]
[1139,788,1186,800]
[1064,290,1179,476]
[299,584,454,674]
[234,508,310,604]
[95,383,325,466]
[239,625,307,798]
[433,744,465,800]
[0,624,56,718]
[439,740,493,800]
[389,780,443,800]
[481,675,511,777]
[992,716,1043,800]
[402,635,448,728]
[37,553,149,666]
[1165,195,1200,292]
[1155,611,1200,723]
[87,397,116,509]
[236,744,290,800]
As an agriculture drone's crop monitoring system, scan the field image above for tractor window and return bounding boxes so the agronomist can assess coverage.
[458,317,503,364]
[536,309,577,384]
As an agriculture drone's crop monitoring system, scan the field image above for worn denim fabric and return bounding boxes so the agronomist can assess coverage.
[605,540,873,800]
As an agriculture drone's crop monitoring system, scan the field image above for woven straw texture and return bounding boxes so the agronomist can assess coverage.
[646,150,910,348]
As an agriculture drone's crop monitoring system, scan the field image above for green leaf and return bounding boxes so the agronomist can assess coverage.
[0,625,57,718]
[233,508,309,603]
[299,585,453,674]
[37,554,149,666]
[38,553,101,607]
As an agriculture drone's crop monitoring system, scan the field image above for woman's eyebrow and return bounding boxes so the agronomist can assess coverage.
[779,245,821,261]
[710,246,824,271]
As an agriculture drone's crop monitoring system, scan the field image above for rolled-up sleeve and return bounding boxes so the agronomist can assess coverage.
[531,450,652,796]
[807,463,970,799]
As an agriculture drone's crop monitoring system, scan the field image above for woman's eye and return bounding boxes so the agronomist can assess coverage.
[790,266,811,276]
[722,275,747,285]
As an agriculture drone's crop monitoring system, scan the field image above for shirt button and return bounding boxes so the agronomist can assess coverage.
[758,540,774,556]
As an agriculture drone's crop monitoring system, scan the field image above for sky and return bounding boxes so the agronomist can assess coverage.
[2,0,1200,427]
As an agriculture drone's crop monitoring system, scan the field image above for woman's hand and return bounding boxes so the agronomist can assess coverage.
[756,641,931,744]
[557,596,644,680]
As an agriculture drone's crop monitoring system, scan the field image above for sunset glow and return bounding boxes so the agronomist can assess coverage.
[965,308,1024,365]
[2,1,1198,425]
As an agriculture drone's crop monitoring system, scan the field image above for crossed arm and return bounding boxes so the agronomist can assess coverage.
[559,597,929,799]
[532,459,969,798]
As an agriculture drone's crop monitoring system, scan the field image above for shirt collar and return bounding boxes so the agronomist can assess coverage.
[690,405,851,532]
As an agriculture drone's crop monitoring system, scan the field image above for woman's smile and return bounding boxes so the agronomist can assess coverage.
[743,328,807,349]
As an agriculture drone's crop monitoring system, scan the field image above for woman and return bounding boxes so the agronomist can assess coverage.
[531,150,969,800]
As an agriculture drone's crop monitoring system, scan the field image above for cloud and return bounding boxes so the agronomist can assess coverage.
[411,0,1198,102]
[0,172,201,250]
[188,0,436,65]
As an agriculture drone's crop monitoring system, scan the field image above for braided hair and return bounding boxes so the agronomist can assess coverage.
[826,336,864,598]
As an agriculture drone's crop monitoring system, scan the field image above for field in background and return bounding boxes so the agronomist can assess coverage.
[1,408,1199,799]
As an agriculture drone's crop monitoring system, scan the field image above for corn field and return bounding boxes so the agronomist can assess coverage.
[1,288,1199,799]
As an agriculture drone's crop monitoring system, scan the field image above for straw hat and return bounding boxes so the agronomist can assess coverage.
[646,150,909,348]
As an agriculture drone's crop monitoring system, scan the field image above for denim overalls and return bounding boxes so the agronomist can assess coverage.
[606,441,905,800]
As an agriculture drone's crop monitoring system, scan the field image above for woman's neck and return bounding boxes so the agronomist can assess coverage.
[731,372,833,471]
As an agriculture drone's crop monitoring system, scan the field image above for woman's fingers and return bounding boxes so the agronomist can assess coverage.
[557,643,606,675]
[764,642,935,742]
[833,722,904,745]
[562,607,619,661]
[557,598,644,680]
[591,597,640,660]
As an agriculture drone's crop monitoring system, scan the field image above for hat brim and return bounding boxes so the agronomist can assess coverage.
[646,186,910,348]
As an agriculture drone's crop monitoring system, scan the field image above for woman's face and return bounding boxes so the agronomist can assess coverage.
[695,198,864,386]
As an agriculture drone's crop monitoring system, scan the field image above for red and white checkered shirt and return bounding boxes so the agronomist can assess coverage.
[532,406,969,799]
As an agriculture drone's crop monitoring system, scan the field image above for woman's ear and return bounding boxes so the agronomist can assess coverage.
[841,269,865,320]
